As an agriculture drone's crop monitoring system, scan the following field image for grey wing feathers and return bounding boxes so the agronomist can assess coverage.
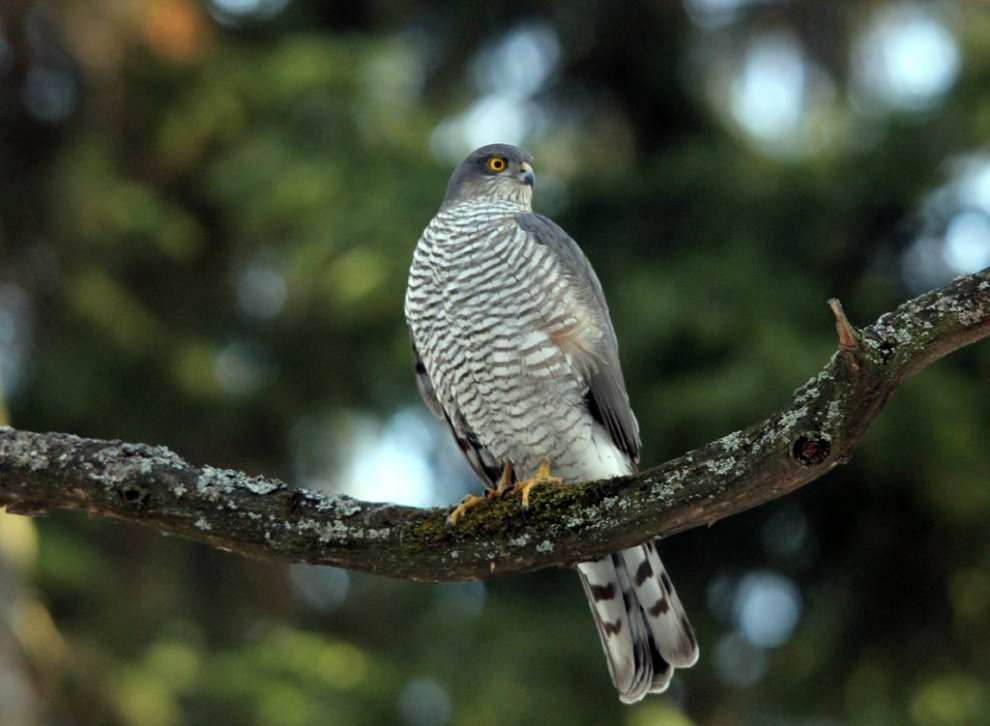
[411,339,444,419]
[514,213,641,462]
[411,340,503,489]
[445,408,504,488]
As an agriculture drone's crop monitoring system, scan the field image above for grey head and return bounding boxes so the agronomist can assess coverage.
[442,143,536,209]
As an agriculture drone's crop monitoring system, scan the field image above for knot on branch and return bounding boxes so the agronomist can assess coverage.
[118,482,151,507]
[791,433,831,466]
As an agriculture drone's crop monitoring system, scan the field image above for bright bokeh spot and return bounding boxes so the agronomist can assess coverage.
[943,211,990,273]
[958,158,990,212]
[208,0,290,26]
[471,23,561,99]
[717,29,837,157]
[730,32,807,143]
[340,408,445,507]
[903,155,990,291]
[853,3,960,111]
[438,95,538,153]
[734,570,802,648]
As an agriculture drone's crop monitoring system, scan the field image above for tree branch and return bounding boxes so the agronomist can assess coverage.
[1,269,988,582]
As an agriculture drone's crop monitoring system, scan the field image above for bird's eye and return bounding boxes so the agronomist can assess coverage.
[487,156,507,172]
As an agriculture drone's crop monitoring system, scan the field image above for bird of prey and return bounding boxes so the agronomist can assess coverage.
[404,143,698,701]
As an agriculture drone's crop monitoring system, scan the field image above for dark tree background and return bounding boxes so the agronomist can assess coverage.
[1,1,989,724]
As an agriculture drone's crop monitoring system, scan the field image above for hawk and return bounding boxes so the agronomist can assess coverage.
[404,143,698,701]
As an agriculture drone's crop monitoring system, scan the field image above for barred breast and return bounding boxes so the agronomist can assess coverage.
[405,200,603,481]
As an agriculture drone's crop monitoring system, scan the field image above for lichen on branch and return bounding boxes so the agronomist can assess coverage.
[0,268,988,583]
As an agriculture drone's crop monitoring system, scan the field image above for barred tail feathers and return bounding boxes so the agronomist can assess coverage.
[577,544,697,702]
[576,556,652,701]
[612,553,675,696]
[619,542,699,669]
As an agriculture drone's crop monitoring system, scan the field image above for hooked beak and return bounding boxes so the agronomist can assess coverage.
[519,161,535,188]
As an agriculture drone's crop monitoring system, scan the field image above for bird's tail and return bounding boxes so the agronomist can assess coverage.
[576,541,698,703]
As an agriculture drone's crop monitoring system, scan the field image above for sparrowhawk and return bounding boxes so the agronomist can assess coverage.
[404,143,698,702]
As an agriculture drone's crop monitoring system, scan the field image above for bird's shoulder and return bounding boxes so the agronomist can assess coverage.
[513,211,607,306]
[513,212,598,273]
[515,212,642,462]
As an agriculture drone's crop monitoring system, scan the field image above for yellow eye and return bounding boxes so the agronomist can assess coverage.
[487,156,507,172]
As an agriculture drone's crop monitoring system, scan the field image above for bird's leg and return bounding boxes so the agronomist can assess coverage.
[511,460,563,510]
[488,462,514,499]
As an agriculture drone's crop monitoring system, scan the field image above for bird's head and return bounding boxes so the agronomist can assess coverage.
[442,143,535,209]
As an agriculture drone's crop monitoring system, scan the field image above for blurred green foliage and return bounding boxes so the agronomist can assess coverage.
[1,1,989,724]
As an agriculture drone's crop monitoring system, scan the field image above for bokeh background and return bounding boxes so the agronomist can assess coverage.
[1,0,989,724]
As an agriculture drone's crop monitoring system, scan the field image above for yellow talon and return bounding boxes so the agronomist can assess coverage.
[446,461,561,525]
[446,493,488,527]
[447,463,514,527]
[513,460,563,510]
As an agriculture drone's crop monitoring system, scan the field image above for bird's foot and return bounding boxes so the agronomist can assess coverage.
[447,463,514,527]
[511,460,563,510]
[446,461,560,524]
[446,493,489,527]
